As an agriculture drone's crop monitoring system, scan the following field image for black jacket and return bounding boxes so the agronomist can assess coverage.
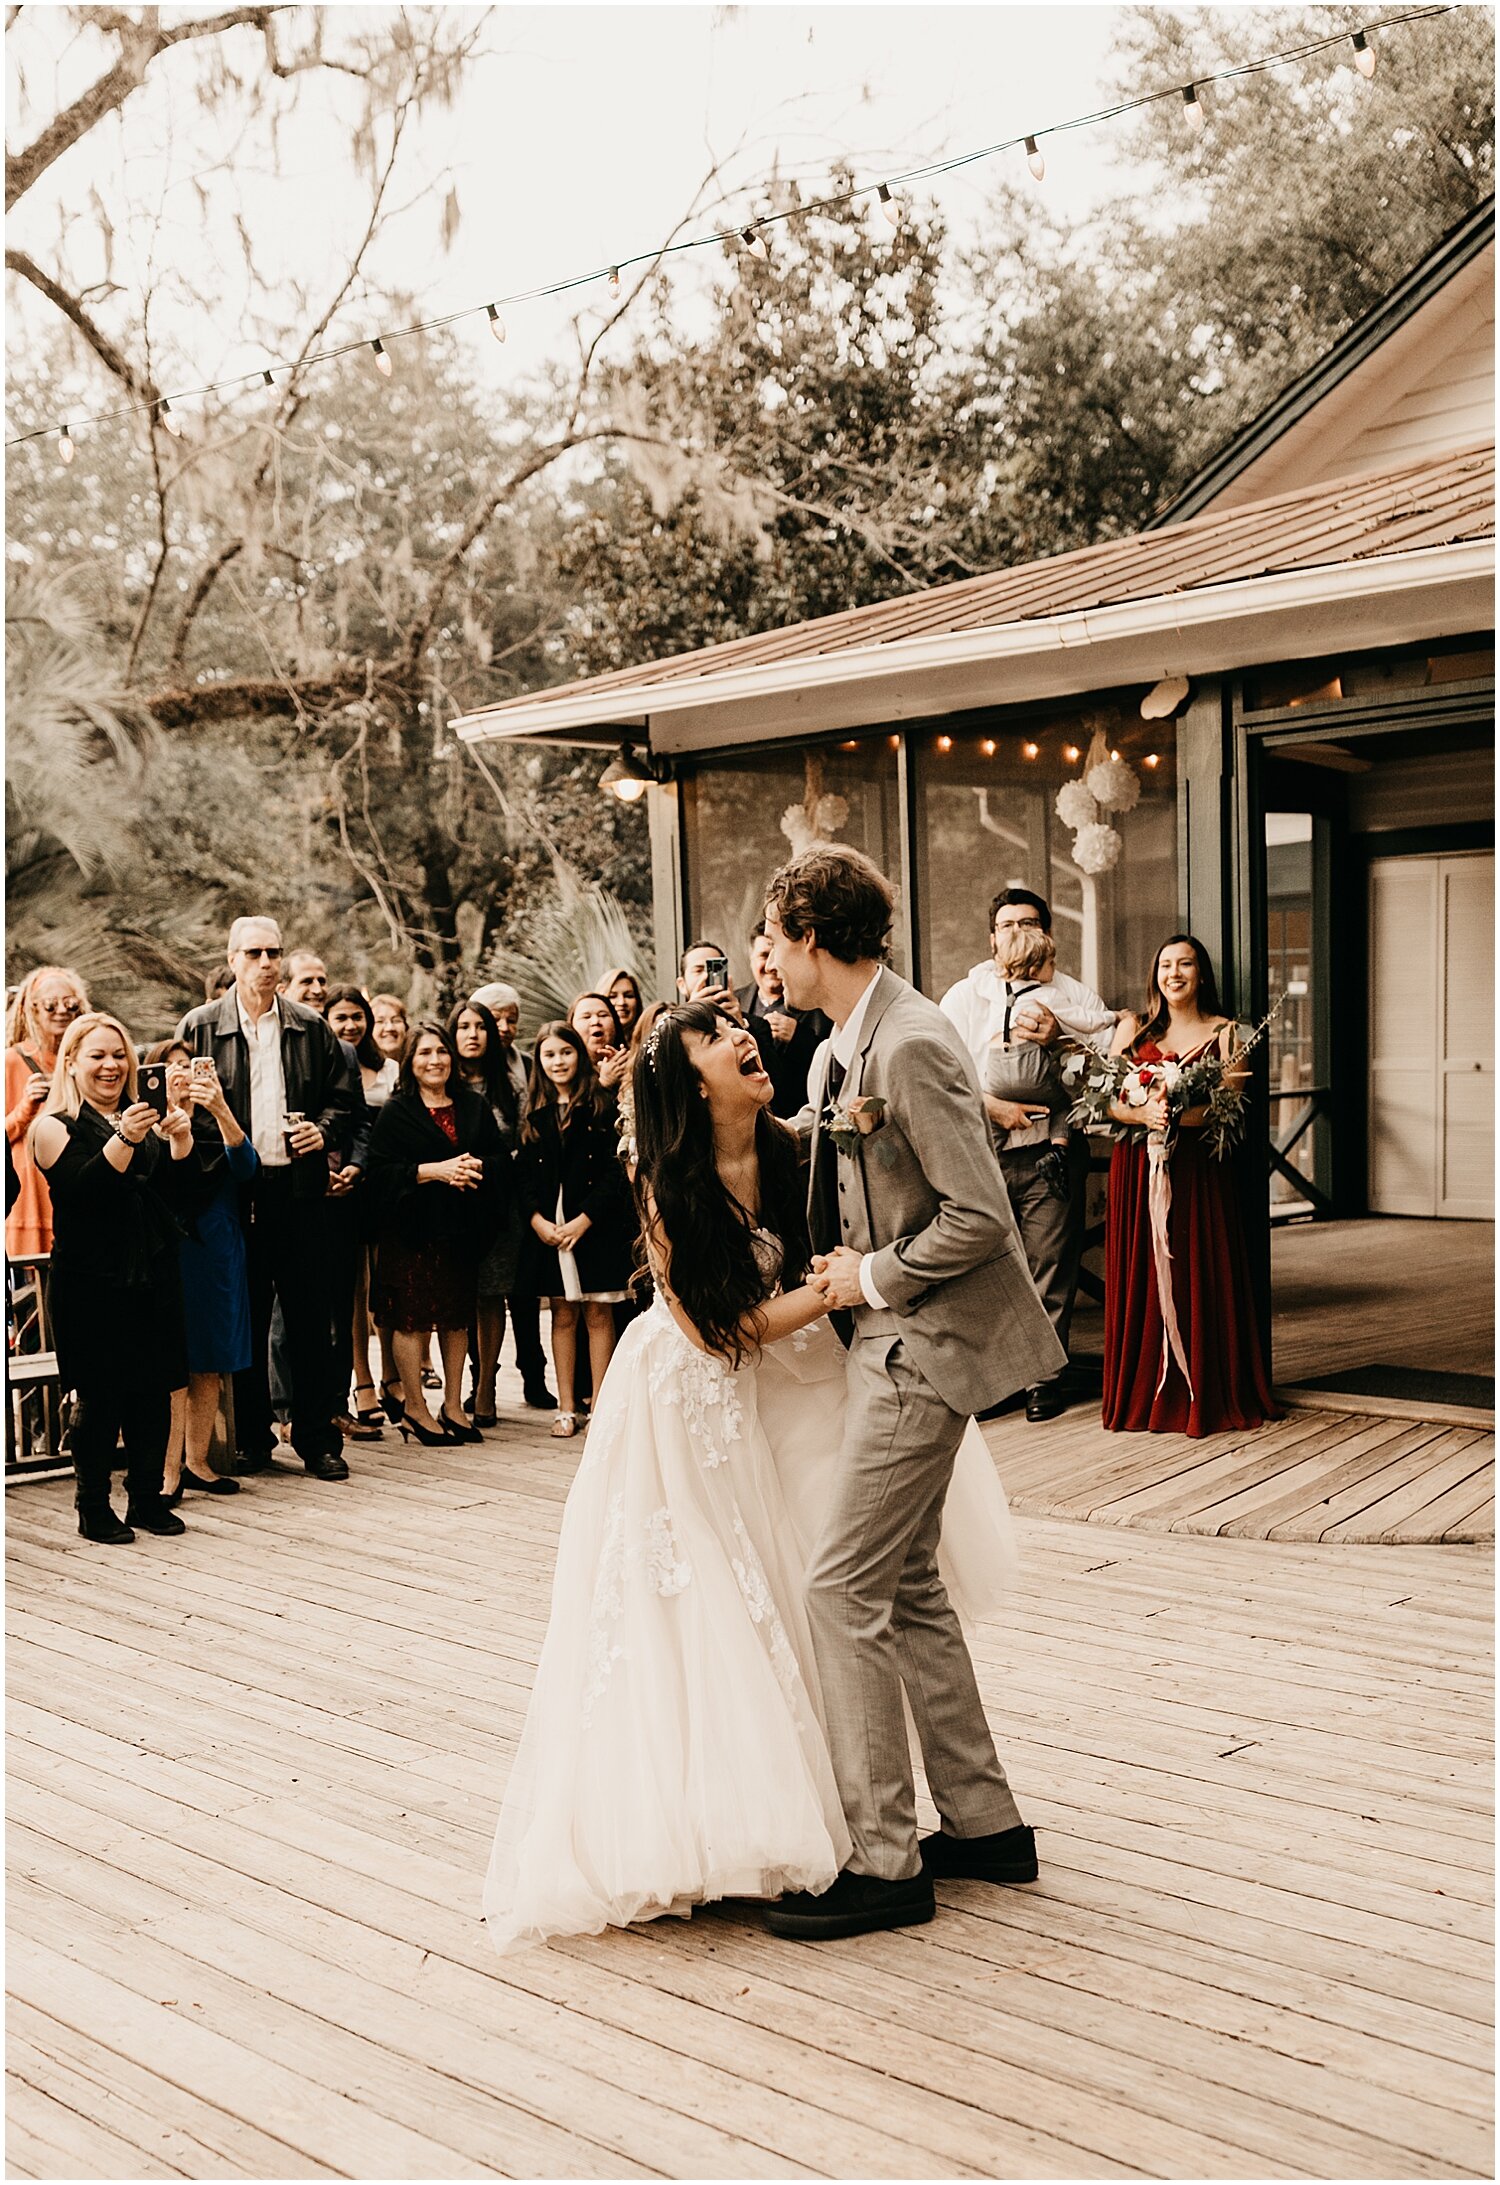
[365,1084,510,1255]
[514,1100,635,1297]
[175,990,358,1200]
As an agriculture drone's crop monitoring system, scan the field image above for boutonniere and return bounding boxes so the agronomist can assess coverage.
[827,1094,887,1158]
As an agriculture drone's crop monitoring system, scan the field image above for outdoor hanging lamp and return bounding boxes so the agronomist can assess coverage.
[1025,136,1046,181]
[487,304,507,343]
[1181,84,1206,133]
[599,743,656,804]
[57,424,75,465]
[370,338,393,377]
[876,183,901,229]
[1351,30,1376,78]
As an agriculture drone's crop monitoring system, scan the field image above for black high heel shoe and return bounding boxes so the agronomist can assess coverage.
[397,1414,455,1448]
[439,1411,482,1444]
[380,1382,406,1425]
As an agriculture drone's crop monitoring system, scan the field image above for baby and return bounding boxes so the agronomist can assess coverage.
[983,925,1111,1195]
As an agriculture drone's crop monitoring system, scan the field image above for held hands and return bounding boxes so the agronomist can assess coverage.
[435,1152,484,1191]
[809,1245,867,1313]
[328,1164,361,1198]
[555,1213,591,1250]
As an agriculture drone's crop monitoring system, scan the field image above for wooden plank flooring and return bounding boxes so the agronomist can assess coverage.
[988,1404,1495,1542]
[6,1395,1494,2180]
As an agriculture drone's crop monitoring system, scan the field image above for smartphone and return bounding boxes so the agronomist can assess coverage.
[702,954,730,990]
[190,1055,216,1089]
[138,1062,170,1117]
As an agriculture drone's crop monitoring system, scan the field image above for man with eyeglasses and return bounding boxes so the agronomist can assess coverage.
[176,916,356,1480]
[940,888,1116,1422]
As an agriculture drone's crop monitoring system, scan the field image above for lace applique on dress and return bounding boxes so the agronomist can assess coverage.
[647,1324,746,1471]
[643,1507,692,1597]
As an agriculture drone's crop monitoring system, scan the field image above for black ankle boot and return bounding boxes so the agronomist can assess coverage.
[126,1498,186,1537]
[77,1503,134,1545]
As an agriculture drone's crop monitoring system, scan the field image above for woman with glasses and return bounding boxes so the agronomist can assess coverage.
[5,965,90,1260]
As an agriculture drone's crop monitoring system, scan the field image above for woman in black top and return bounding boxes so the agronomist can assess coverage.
[31,1013,195,1543]
[366,1022,510,1446]
[514,1021,633,1438]
[448,998,527,1429]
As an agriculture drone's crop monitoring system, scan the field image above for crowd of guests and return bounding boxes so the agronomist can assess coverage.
[6,882,1271,1545]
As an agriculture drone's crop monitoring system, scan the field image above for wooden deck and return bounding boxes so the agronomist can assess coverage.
[988,1404,1496,1543]
[7,1403,1494,2180]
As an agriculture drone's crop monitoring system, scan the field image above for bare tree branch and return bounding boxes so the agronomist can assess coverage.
[4,246,161,404]
[6,8,287,211]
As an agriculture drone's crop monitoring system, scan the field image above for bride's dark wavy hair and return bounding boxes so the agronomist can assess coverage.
[630,1001,810,1367]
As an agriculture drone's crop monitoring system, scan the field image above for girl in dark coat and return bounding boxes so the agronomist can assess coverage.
[514,1021,633,1438]
[366,1022,510,1446]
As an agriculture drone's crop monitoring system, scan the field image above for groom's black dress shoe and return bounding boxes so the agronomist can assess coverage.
[920,1823,1038,1885]
[1025,1382,1068,1422]
[765,1869,935,1941]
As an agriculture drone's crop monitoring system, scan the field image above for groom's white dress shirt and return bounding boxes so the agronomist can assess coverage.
[825,966,890,1313]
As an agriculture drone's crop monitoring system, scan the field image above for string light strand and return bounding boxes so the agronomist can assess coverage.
[4,2,1454,453]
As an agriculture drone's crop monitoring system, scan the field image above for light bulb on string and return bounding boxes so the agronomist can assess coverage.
[741,226,770,262]
[58,425,75,466]
[1350,29,1376,77]
[262,369,276,389]
[1181,83,1205,133]
[370,338,393,377]
[876,183,901,229]
[1024,135,1045,181]
[608,266,622,295]
[158,400,182,438]
[486,304,507,344]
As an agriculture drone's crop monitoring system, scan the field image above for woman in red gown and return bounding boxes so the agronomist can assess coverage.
[1102,935,1275,1437]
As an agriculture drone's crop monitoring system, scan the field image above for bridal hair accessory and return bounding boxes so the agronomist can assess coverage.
[643,1017,673,1071]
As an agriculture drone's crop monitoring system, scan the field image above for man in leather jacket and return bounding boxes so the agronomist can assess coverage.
[176,916,357,1480]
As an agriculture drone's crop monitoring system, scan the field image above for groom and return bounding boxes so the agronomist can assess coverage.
[763,845,1064,1940]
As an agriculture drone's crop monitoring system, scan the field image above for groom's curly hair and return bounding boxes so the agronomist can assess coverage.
[764,846,893,964]
[630,1002,810,1367]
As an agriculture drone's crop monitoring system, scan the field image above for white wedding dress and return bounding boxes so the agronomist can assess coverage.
[482,1234,1020,1952]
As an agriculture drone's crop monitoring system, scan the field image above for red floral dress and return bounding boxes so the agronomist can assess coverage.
[1102,1040,1276,1438]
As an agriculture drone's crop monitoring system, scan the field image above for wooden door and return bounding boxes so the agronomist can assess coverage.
[1440,853,1494,1217]
[1368,852,1493,1217]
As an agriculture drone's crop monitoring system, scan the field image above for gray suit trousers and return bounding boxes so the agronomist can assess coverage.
[804,1334,1022,1880]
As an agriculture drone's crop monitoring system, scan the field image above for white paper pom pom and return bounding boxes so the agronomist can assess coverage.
[1086,755,1141,813]
[780,803,815,853]
[1055,779,1098,831]
[814,792,849,837]
[1072,821,1123,875]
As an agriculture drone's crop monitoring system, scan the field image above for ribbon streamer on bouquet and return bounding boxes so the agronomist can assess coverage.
[1147,1136,1194,1399]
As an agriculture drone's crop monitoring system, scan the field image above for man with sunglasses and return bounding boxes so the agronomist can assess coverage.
[177,916,356,1481]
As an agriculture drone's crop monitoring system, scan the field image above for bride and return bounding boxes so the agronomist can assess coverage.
[482,1000,1019,1952]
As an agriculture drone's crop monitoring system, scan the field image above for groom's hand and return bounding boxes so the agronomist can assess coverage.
[810,1245,866,1311]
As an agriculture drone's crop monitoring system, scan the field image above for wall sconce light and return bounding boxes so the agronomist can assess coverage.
[1022,741,1040,760]
[936,734,953,753]
[599,742,659,804]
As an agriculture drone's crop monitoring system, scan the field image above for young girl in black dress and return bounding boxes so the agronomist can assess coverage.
[514,1021,634,1438]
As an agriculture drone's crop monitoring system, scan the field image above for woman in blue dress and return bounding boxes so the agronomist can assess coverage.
[147,1044,258,1498]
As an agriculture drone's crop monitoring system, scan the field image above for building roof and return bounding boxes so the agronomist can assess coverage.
[1156,198,1495,524]
[456,442,1494,754]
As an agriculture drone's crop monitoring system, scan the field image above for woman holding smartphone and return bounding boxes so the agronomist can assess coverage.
[31,1013,195,1542]
[164,1048,259,1497]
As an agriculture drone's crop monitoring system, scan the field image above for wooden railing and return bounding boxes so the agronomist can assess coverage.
[1267,1085,1334,1222]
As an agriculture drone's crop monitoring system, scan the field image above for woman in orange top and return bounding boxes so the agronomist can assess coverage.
[5,965,90,1258]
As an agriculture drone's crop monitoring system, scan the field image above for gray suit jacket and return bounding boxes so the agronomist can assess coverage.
[805,967,1065,1418]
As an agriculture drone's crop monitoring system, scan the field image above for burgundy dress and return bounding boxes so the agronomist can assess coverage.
[1102,1041,1275,1438]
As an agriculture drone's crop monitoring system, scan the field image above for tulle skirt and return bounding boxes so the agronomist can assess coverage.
[482,1300,1019,1951]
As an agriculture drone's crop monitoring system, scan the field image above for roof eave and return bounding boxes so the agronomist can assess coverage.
[454,539,1495,755]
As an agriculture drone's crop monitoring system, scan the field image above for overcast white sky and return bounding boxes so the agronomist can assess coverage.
[7,4,1142,427]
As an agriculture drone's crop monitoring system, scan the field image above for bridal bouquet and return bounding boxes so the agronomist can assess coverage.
[1067,1001,1282,1160]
